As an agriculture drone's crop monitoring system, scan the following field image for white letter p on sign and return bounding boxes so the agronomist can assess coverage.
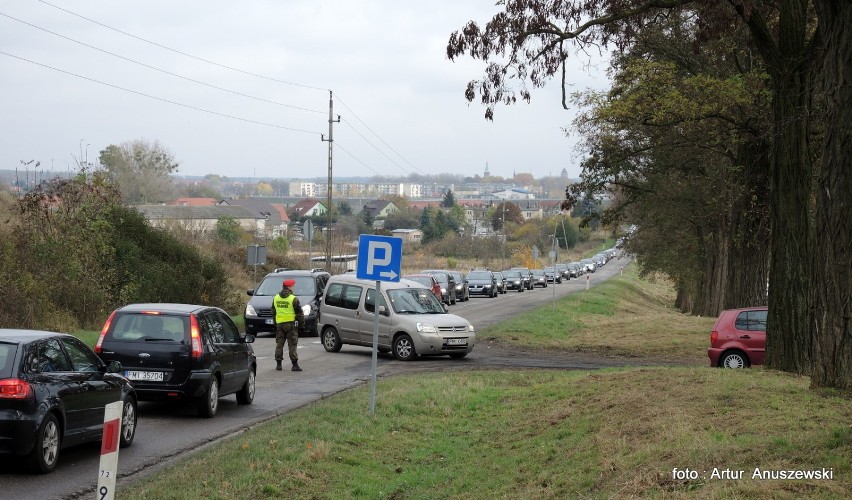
[366,240,392,274]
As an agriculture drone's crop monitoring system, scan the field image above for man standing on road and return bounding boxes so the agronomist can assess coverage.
[272,279,305,372]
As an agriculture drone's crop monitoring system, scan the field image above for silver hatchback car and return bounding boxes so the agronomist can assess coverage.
[318,274,476,360]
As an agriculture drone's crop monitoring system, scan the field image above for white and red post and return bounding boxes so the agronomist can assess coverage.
[96,401,122,500]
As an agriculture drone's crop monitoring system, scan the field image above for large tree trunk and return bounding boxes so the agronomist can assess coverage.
[754,0,814,375]
[810,0,852,391]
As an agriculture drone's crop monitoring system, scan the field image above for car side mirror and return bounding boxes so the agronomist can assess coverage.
[247,289,255,297]
[378,305,390,316]
[242,334,256,344]
[107,360,122,374]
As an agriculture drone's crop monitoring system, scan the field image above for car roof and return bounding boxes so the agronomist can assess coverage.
[115,303,212,315]
[403,273,435,279]
[327,274,428,290]
[0,329,71,343]
[264,269,328,278]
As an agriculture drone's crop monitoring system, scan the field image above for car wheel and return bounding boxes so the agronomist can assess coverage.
[236,368,256,405]
[720,351,750,369]
[28,413,60,473]
[119,397,137,448]
[449,352,468,359]
[322,326,343,352]
[196,377,219,418]
[392,334,417,361]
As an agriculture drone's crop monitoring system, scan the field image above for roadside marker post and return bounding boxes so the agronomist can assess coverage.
[96,401,123,500]
[356,234,402,416]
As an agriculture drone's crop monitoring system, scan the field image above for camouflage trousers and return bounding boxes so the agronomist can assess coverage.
[275,322,299,363]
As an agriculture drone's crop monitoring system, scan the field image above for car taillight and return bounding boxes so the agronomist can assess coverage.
[0,379,33,399]
[710,330,718,344]
[189,315,203,358]
[96,310,117,354]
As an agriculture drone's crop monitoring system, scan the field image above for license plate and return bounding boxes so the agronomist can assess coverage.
[265,319,274,325]
[446,338,467,346]
[125,370,164,382]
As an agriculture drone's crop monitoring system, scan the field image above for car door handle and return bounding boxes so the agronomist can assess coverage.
[739,335,751,339]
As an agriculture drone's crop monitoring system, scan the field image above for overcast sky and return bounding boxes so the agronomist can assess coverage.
[1,0,611,182]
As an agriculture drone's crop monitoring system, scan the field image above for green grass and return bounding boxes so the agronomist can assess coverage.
[124,369,851,499]
[118,262,851,499]
[479,264,713,363]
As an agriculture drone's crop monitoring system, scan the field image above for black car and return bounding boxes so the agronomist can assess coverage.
[493,271,508,294]
[245,269,330,337]
[466,269,499,298]
[448,271,470,302]
[501,269,526,292]
[0,329,137,473]
[96,303,256,418]
[421,270,457,305]
[510,267,535,290]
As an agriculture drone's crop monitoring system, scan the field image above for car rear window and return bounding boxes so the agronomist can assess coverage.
[0,342,18,378]
[109,313,189,342]
[734,310,767,331]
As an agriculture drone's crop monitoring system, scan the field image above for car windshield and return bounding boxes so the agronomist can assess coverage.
[257,276,317,296]
[467,271,492,280]
[532,270,545,276]
[428,273,448,285]
[387,288,445,314]
[503,271,520,279]
[405,276,433,288]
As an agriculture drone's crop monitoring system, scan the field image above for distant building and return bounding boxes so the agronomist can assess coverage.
[134,204,257,235]
[392,228,423,244]
[361,199,399,220]
[289,198,327,218]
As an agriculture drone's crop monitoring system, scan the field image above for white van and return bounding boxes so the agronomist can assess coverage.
[318,274,476,360]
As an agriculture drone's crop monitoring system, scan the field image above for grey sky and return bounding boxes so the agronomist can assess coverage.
[1,0,610,181]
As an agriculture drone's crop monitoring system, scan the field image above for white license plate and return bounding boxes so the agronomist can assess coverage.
[265,319,274,325]
[125,370,164,382]
[447,338,467,346]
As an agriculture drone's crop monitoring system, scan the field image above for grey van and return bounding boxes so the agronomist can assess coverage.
[318,274,476,360]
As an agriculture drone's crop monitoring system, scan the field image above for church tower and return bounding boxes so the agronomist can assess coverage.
[484,162,490,178]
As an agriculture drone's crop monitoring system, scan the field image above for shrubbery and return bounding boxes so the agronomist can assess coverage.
[0,173,232,331]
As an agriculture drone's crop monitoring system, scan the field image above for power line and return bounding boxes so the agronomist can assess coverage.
[0,50,323,136]
[37,0,328,92]
[333,142,383,177]
[0,11,325,116]
[339,119,411,176]
[335,94,425,175]
[30,0,422,179]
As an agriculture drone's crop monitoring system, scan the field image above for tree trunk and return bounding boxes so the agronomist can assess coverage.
[810,0,852,391]
[759,0,814,375]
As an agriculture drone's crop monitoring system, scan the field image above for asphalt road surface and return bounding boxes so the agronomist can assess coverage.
[2,256,643,499]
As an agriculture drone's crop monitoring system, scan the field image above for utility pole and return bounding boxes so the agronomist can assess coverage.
[321,90,340,272]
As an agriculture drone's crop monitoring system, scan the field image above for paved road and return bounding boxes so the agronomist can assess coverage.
[1,257,637,499]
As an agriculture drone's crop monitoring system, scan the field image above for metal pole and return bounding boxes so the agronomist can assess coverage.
[369,280,381,415]
[551,235,556,310]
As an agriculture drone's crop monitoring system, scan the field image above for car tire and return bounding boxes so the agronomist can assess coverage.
[196,377,219,418]
[120,397,138,448]
[28,413,60,473]
[449,352,468,359]
[236,369,256,405]
[720,351,750,369]
[322,327,342,352]
[392,334,417,361]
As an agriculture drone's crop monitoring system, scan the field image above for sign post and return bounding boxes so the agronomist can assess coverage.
[356,234,402,416]
[96,401,123,500]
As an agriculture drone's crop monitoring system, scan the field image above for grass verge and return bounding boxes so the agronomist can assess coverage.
[479,264,713,364]
[124,368,851,499]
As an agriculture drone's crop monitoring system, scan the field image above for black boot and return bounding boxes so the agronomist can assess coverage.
[291,361,302,372]
[275,360,282,371]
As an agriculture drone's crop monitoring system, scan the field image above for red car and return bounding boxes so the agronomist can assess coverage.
[402,274,443,302]
[708,306,767,368]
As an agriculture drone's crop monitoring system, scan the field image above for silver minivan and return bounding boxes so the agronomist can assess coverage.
[318,274,476,360]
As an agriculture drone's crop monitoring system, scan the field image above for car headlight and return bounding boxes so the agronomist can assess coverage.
[468,323,475,332]
[416,322,438,333]
[245,304,257,316]
[302,304,312,316]
[440,287,447,293]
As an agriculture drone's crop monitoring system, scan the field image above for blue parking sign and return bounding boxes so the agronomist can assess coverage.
[356,234,402,282]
